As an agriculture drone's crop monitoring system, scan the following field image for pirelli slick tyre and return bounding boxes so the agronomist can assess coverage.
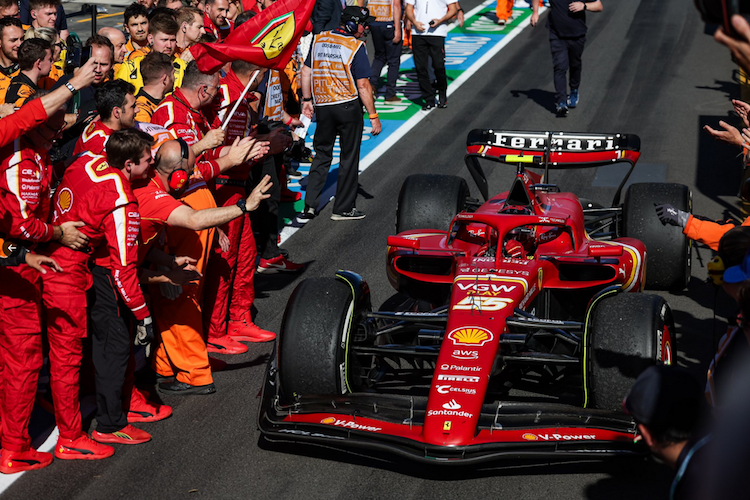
[622,183,691,290]
[396,174,469,233]
[278,278,357,397]
[585,290,674,412]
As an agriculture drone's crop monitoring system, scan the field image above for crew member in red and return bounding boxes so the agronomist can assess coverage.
[73,80,137,156]
[134,138,271,393]
[150,61,268,393]
[203,0,233,40]
[205,60,292,354]
[80,129,158,446]
[0,95,90,474]
[43,134,178,456]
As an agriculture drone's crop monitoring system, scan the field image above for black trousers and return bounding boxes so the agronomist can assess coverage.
[412,35,447,102]
[549,31,586,104]
[370,23,403,99]
[89,265,132,433]
[305,100,363,214]
[251,153,283,260]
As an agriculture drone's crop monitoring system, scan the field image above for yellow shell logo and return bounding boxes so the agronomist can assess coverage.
[57,188,73,214]
[320,417,336,424]
[448,327,494,346]
[522,433,538,441]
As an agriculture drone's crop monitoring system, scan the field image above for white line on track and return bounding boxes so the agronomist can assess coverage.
[279,1,543,244]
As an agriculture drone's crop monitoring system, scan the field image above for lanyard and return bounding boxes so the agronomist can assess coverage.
[669,435,710,500]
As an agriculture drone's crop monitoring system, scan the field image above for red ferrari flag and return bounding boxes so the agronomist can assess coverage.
[190,0,314,74]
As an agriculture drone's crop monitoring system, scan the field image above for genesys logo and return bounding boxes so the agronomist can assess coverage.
[319,417,382,432]
[436,385,477,395]
[437,374,480,383]
[521,433,596,441]
[447,327,494,347]
[452,349,479,360]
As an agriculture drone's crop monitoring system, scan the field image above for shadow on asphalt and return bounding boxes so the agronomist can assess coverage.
[509,88,557,115]
[258,436,671,495]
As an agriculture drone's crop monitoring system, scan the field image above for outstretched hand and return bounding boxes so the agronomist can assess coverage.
[734,99,750,128]
[703,120,743,147]
[715,15,750,74]
[246,174,272,212]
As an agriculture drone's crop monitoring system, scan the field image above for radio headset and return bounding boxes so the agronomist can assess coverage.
[156,138,190,191]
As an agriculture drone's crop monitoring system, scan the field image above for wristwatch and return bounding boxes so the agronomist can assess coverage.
[236,198,249,214]
[302,97,313,102]
[583,2,587,10]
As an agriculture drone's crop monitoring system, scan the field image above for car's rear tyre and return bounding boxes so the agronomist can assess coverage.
[585,291,674,412]
[278,278,359,397]
[622,183,691,290]
[396,174,469,233]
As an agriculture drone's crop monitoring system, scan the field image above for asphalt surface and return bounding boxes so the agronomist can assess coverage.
[4,0,743,498]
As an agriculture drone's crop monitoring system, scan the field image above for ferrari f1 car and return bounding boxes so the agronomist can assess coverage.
[258,130,692,464]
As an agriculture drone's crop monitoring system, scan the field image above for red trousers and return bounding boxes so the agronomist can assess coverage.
[0,265,42,452]
[41,259,89,441]
[203,186,257,340]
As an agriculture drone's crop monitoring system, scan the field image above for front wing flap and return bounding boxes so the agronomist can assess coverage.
[258,362,644,465]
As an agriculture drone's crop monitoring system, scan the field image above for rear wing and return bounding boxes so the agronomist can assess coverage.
[464,130,641,204]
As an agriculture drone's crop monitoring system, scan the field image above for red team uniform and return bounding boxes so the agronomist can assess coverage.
[202,69,263,349]
[43,153,149,447]
[0,137,55,468]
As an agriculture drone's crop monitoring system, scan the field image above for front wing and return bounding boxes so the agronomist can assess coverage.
[258,361,645,465]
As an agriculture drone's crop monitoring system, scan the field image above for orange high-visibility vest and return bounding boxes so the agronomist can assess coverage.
[310,31,364,106]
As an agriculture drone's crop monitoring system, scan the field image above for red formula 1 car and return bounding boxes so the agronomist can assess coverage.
[258,130,692,464]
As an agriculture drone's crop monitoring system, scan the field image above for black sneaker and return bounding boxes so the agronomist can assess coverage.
[437,91,447,108]
[556,102,569,117]
[297,206,316,223]
[157,381,216,396]
[331,208,366,221]
[286,163,302,179]
[422,99,435,111]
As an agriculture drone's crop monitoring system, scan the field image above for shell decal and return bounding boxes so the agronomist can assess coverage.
[447,326,494,346]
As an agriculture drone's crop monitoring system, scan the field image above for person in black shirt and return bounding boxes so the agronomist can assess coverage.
[623,365,709,500]
[531,0,601,116]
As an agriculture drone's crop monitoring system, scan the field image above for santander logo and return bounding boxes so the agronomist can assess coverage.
[442,399,461,410]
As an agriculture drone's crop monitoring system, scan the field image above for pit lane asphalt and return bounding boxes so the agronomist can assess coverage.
[4,1,740,498]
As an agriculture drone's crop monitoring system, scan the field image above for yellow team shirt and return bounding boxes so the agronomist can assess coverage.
[0,65,20,103]
[115,54,186,95]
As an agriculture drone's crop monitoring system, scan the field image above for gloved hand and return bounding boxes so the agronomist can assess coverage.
[654,203,689,228]
[135,316,154,347]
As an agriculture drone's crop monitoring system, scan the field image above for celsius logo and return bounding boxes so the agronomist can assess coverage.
[452,350,479,360]
[436,385,477,395]
[442,399,461,410]
[319,417,382,432]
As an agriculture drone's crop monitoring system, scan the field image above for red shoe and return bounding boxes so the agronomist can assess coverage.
[228,321,276,343]
[257,254,304,273]
[92,425,151,445]
[206,336,249,355]
[127,388,173,423]
[281,187,301,202]
[0,448,53,474]
[55,433,114,460]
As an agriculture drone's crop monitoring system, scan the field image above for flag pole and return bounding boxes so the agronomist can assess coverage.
[221,69,261,131]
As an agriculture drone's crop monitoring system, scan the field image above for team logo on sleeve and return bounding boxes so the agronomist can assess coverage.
[56,187,73,214]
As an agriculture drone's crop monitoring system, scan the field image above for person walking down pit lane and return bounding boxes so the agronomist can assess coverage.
[405,0,457,110]
[299,6,381,223]
[530,0,602,117]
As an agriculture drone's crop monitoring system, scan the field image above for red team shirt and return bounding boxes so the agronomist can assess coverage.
[0,138,54,243]
[47,153,149,320]
[73,120,114,157]
[133,172,184,263]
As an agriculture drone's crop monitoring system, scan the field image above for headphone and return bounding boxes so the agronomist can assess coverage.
[156,138,190,191]
[707,255,726,286]
[342,8,370,33]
